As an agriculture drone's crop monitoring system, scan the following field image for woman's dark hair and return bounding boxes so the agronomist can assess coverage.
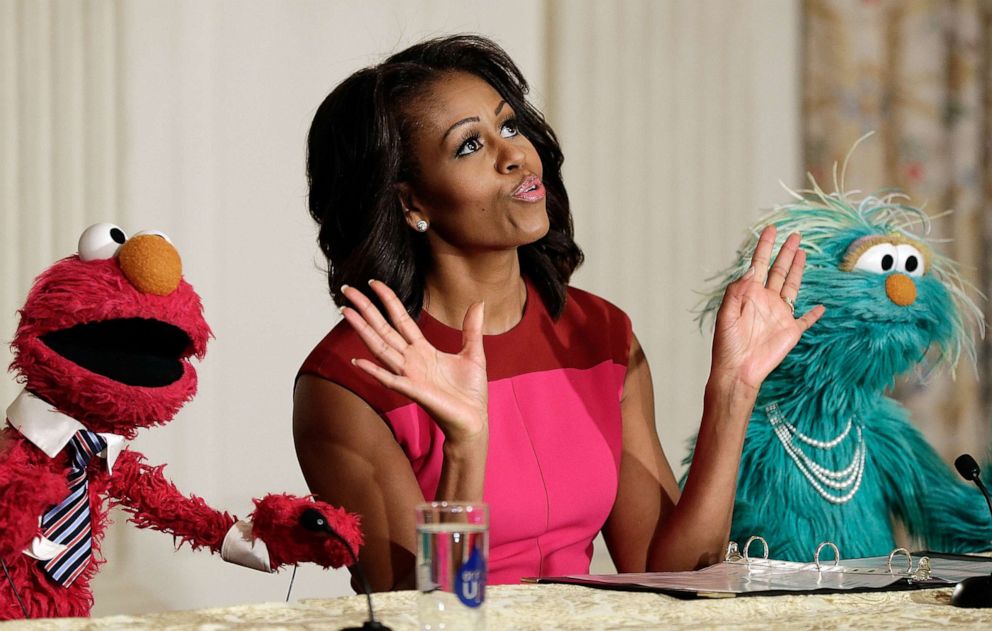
[306,34,583,318]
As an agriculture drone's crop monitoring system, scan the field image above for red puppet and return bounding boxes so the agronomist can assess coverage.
[0,223,362,619]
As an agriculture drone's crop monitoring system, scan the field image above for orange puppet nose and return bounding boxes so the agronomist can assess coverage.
[118,235,183,296]
[885,273,916,306]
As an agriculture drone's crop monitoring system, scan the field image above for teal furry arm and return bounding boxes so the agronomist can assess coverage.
[875,405,992,553]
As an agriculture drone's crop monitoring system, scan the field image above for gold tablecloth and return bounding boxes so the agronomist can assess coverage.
[3,583,992,630]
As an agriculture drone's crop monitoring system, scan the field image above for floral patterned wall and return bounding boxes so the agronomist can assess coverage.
[803,0,992,460]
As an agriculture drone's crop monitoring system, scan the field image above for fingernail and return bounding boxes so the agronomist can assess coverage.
[341,284,350,292]
[368,279,376,286]
[338,305,346,315]
[350,358,357,366]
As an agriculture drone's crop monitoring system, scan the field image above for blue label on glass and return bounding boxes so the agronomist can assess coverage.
[455,545,485,608]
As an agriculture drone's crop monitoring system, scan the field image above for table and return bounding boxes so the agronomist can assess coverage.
[3,583,992,630]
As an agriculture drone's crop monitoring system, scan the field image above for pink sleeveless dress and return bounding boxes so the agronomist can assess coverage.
[298,281,631,583]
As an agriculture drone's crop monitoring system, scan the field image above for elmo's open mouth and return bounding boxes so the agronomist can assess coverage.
[40,318,193,387]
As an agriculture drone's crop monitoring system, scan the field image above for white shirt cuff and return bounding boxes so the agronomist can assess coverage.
[221,520,272,573]
[23,535,67,561]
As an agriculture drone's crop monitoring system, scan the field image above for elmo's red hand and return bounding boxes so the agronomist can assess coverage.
[250,494,362,570]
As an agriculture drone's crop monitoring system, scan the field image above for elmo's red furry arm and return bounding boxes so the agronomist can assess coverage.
[106,449,363,571]
[106,448,235,553]
[0,430,70,562]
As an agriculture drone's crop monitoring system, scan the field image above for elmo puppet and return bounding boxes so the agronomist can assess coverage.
[1,223,362,619]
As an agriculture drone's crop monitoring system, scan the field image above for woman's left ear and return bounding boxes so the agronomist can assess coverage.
[396,183,429,232]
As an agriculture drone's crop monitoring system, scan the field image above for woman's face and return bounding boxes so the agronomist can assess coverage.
[400,71,549,254]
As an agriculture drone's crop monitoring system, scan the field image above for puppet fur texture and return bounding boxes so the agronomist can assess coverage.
[1,225,362,620]
[686,178,991,562]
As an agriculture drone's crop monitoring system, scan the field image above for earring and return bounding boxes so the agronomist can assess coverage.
[415,220,429,233]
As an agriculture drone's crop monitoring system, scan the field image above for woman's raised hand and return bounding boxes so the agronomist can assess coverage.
[339,281,489,444]
[711,225,826,394]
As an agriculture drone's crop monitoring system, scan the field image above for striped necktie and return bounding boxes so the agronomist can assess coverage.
[38,429,107,587]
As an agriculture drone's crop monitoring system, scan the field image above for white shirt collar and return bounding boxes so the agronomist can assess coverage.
[5,389,124,473]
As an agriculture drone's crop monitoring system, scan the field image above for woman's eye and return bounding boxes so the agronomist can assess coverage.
[500,120,519,138]
[895,243,925,277]
[851,243,899,275]
[455,136,482,157]
[78,223,127,261]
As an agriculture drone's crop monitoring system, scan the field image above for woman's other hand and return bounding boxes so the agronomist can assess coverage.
[339,281,488,445]
[711,225,825,395]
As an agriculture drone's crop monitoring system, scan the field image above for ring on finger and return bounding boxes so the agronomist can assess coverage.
[782,295,796,316]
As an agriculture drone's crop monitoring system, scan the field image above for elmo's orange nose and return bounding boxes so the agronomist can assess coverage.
[885,272,916,306]
[118,235,182,295]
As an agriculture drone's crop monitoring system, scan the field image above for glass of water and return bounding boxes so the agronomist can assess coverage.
[415,502,489,630]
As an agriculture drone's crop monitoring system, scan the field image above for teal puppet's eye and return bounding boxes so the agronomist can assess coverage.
[78,223,127,261]
[851,243,899,275]
[841,234,931,277]
[895,243,925,277]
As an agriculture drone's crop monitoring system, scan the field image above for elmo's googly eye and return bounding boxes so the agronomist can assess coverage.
[133,229,174,245]
[895,244,925,277]
[78,223,128,261]
[851,243,899,275]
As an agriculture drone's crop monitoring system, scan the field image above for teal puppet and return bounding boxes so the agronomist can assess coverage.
[687,178,991,561]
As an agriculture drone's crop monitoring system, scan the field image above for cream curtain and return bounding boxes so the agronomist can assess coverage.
[803,0,992,460]
[2,0,800,613]
[546,0,801,480]
[1,0,123,408]
[544,0,800,572]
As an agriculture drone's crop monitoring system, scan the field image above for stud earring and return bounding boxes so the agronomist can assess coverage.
[415,220,429,233]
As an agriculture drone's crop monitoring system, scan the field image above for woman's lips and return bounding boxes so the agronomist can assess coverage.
[511,175,546,202]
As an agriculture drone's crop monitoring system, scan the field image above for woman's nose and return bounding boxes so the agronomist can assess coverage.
[118,235,183,296]
[495,140,527,173]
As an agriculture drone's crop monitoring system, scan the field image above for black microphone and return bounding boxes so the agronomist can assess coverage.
[950,454,992,608]
[299,508,390,630]
[955,455,992,513]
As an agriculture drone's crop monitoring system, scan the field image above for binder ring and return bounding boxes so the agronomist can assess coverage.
[743,536,768,564]
[814,541,839,571]
[887,547,912,574]
[725,541,743,563]
[913,556,932,581]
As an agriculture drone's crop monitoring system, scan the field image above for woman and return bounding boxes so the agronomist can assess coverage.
[294,35,823,591]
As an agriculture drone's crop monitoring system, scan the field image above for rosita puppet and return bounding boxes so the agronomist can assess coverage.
[1,224,362,619]
[688,176,992,562]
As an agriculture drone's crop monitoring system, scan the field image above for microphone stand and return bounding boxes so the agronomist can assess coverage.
[299,508,391,630]
[951,454,992,608]
[2,559,29,618]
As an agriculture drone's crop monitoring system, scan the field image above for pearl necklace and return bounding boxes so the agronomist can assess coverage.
[764,403,866,505]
